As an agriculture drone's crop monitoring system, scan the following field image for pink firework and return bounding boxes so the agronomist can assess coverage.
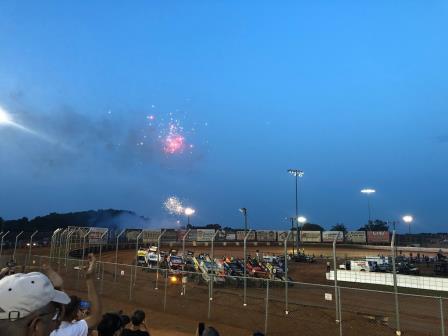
[163,122,186,154]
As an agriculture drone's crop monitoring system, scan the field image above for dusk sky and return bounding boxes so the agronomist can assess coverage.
[1,2,447,232]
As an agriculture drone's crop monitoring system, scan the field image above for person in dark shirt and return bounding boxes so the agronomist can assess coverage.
[122,310,150,336]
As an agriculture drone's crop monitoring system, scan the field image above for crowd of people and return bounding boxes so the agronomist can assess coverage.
[0,253,265,336]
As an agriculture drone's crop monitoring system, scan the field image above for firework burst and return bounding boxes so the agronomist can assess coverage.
[164,196,184,215]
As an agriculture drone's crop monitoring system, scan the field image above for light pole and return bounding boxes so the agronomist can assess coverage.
[297,216,307,252]
[239,208,248,234]
[402,215,413,234]
[184,207,195,227]
[288,169,304,255]
[361,188,376,230]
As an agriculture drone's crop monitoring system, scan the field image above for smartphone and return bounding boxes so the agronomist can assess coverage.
[198,322,205,335]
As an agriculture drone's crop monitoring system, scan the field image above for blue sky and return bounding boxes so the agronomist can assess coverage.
[0,1,447,232]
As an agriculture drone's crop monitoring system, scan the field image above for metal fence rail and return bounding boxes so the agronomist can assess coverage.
[23,253,446,336]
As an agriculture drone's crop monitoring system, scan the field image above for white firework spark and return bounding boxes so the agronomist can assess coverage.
[164,196,184,215]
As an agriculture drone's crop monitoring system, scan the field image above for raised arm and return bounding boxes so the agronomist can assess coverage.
[84,253,102,329]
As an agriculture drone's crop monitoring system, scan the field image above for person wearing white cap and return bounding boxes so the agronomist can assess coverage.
[49,253,102,336]
[0,271,71,336]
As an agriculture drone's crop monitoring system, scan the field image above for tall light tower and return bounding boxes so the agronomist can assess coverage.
[184,207,195,226]
[288,169,304,254]
[239,208,248,234]
[360,188,376,230]
[402,215,413,234]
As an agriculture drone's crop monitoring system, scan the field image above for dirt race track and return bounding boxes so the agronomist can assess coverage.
[21,246,448,336]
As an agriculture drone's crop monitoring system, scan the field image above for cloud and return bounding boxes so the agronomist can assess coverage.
[0,99,204,172]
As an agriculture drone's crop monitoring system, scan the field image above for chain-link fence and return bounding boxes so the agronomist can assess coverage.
[17,253,444,336]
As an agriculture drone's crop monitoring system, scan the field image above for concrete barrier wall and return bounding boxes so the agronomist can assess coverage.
[326,270,448,292]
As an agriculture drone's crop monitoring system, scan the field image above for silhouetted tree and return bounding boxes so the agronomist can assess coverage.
[301,223,324,231]
[331,223,347,232]
[358,220,389,231]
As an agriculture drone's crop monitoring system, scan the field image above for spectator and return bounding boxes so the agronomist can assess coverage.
[122,310,150,336]
[0,271,70,336]
[97,312,128,336]
[51,254,102,336]
[202,326,220,336]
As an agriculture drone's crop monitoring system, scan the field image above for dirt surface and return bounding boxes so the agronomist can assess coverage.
[13,246,448,335]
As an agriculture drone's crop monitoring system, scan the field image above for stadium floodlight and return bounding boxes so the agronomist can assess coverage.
[184,207,195,226]
[287,168,304,255]
[360,188,376,229]
[402,215,414,234]
[184,207,195,216]
[297,216,307,224]
[287,169,304,177]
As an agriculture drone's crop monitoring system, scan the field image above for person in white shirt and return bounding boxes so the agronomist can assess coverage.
[50,253,102,336]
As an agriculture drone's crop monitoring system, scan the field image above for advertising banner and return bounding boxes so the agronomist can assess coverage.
[187,229,198,241]
[236,230,256,241]
[277,231,297,242]
[345,231,367,244]
[197,229,216,242]
[322,231,344,243]
[367,231,390,244]
[225,233,236,241]
[256,230,277,241]
[125,229,141,242]
[216,230,227,241]
[88,228,108,244]
[300,231,322,243]
[161,229,177,242]
[142,230,161,244]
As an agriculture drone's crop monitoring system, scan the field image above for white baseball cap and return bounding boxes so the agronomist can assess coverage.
[0,272,70,321]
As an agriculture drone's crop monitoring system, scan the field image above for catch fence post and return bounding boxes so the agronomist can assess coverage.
[163,269,168,312]
[129,265,133,301]
[98,229,108,280]
[284,230,292,315]
[13,231,24,261]
[243,229,254,307]
[391,230,401,335]
[440,297,445,336]
[114,229,126,281]
[155,230,167,290]
[338,286,342,336]
[264,278,269,335]
[77,229,91,290]
[134,230,144,285]
[208,273,213,319]
[0,231,10,259]
[182,229,191,257]
[50,228,61,261]
[333,234,340,323]
[27,230,38,271]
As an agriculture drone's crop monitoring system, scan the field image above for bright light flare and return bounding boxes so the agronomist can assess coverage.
[402,215,413,223]
[184,207,195,216]
[297,216,307,224]
[0,106,13,125]
[361,188,376,194]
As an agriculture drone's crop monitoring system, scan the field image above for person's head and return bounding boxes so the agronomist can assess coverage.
[131,310,145,326]
[64,295,82,321]
[97,313,128,336]
[0,272,70,336]
[202,326,220,336]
